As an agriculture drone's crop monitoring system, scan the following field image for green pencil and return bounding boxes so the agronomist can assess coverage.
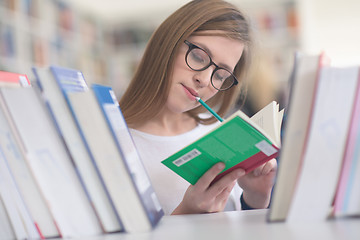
[195,97,224,122]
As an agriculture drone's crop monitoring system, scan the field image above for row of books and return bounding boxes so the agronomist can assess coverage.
[1,51,359,238]
[267,52,360,222]
[0,67,164,239]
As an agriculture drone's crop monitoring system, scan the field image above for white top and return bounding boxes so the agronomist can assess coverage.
[129,123,243,215]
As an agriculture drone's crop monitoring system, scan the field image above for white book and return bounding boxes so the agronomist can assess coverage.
[0,96,59,238]
[0,194,15,240]
[32,66,122,233]
[287,65,360,221]
[0,147,40,239]
[268,53,330,222]
[0,86,102,238]
[67,85,163,233]
[333,67,360,216]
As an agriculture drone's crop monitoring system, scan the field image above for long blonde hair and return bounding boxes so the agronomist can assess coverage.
[119,0,252,127]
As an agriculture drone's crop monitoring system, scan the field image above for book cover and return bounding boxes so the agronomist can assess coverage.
[161,102,282,185]
[33,66,123,233]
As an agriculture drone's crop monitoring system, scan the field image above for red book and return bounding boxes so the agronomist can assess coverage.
[0,70,31,86]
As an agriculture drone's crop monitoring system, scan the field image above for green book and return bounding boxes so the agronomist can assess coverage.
[161,101,283,185]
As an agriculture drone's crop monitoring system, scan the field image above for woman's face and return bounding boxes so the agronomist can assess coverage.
[166,32,245,115]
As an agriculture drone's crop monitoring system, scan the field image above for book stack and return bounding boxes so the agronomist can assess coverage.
[267,52,360,222]
[0,67,163,240]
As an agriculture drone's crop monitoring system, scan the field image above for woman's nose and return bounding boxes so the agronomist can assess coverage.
[194,66,214,88]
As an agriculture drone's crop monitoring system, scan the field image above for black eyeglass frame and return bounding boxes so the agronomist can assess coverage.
[184,40,239,91]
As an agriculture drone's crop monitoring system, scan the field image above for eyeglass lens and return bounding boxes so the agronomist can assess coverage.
[186,47,235,90]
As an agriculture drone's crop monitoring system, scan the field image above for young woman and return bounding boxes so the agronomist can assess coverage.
[119,0,277,215]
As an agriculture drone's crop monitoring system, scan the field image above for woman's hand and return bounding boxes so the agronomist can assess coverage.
[237,158,277,209]
[171,162,245,215]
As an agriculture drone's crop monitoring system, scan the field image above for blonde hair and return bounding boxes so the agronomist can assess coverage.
[120,0,252,127]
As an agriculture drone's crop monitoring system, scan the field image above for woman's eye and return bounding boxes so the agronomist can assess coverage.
[190,50,207,64]
[214,72,225,81]
[214,70,230,82]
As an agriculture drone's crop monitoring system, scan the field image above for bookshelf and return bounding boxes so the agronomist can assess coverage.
[104,0,299,105]
[104,23,154,98]
[0,0,108,86]
[241,0,299,84]
[228,0,299,114]
[0,0,299,102]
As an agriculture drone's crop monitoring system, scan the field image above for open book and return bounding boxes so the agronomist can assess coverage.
[161,101,284,185]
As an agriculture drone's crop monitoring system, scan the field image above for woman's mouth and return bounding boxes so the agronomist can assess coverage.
[182,84,199,101]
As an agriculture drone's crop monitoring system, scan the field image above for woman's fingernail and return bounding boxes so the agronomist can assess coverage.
[217,162,225,170]
[237,169,245,177]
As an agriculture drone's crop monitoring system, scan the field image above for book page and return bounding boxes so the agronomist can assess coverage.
[278,109,284,136]
[250,101,281,146]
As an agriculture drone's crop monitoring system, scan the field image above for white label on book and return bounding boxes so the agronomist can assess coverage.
[173,149,201,167]
[151,192,162,212]
[108,90,119,106]
[255,140,277,156]
[19,76,30,87]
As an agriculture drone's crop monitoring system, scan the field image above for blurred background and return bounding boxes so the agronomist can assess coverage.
[1,0,359,115]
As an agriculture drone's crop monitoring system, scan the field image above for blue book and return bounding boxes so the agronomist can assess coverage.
[92,84,164,230]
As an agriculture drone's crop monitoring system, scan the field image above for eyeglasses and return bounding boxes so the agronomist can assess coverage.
[184,40,238,91]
